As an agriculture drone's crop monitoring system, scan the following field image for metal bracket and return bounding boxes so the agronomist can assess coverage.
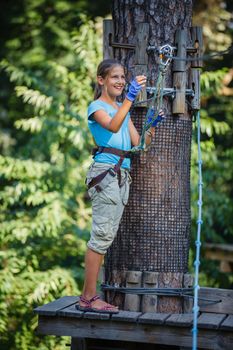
[146,87,194,99]
[147,46,197,54]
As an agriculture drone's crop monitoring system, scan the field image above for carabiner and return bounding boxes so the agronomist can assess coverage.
[159,44,174,67]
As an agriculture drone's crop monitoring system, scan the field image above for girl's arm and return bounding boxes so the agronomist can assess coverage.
[93,75,147,133]
[93,99,133,133]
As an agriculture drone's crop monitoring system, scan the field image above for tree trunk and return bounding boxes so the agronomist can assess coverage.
[105,0,193,313]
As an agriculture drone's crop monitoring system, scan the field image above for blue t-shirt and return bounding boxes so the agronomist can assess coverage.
[87,100,131,169]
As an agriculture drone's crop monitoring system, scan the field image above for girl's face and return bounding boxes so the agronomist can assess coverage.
[98,65,126,99]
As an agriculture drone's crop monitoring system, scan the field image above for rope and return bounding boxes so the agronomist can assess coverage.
[192,110,203,350]
[131,45,174,152]
[102,284,193,296]
[101,284,221,305]
[131,66,166,152]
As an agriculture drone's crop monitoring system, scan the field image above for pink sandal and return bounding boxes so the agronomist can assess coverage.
[75,295,119,314]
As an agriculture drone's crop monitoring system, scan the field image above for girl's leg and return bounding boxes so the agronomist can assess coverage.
[80,248,118,310]
[82,247,103,298]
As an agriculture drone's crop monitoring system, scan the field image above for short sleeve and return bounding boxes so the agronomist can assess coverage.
[87,101,106,124]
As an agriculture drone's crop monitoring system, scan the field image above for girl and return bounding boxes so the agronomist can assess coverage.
[77,59,161,313]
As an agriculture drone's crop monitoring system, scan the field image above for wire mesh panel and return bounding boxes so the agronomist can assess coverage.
[105,108,192,277]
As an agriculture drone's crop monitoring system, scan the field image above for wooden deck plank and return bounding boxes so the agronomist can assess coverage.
[37,315,233,349]
[57,304,83,318]
[83,312,110,320]
[220,315,233,331]
[197,312,226,329]
[199,287,233,314]
[34,296,78,316]
[165,313,194,327]
[111,311,142,322]
[138,312,170,325]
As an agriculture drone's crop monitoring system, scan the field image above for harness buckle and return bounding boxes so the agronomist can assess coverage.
[108,168,117,177]
[95,185,102,192]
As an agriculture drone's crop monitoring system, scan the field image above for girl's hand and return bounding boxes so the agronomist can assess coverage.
[147,109,165,127]
[135,75,147,88]
[126,75,147,102]
[158,109,165,118]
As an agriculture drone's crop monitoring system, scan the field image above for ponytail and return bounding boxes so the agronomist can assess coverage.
[94,83,102,100]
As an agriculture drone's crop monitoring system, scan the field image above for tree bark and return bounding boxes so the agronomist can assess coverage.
[105,0,193,313]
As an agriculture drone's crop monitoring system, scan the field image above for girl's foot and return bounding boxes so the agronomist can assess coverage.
[76,295,119,314]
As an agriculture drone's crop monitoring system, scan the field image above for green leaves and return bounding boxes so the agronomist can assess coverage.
[15,87,53,113]
[0,7,102,349]
[201,69,228,97]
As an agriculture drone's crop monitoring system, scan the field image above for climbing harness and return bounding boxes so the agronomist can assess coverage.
[192,110,203,350]
[87,147,131,192]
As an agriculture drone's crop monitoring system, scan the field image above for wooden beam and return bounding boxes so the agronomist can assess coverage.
[197,312,226,330]
[165,313,194,327]
[58,304,83,318]
[34,296,78,316]
[189,68,201,111]
[220,315,233,331]
[138,312,170,325]
[134,22,149,107]
[124,270,142,311]
[183,273,193,313]
[172,29,187,114]
[199,287,233,314]
[111,310,142,322]
[141,271,159,312]
[103,19,114,59]
[37,315,233,349]
[71,338,87,350]
[172,72,186,114]
[173,29,187,72]
[190,27,203,68]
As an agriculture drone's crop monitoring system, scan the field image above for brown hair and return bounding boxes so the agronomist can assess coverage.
[94,59,124,100]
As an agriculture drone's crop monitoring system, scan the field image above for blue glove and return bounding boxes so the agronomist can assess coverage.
[146,109,164,127]
[126,79,142,102]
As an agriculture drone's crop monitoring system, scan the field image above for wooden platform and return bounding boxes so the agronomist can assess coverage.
[34,288,233,350]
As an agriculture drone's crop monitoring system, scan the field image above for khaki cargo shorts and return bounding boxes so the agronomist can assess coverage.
[86,162,132,255]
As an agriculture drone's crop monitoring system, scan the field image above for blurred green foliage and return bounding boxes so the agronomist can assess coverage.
[0,1,232,349]
[0,1,102,349]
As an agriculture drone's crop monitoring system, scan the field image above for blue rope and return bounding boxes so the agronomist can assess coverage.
[192,110,203,350]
